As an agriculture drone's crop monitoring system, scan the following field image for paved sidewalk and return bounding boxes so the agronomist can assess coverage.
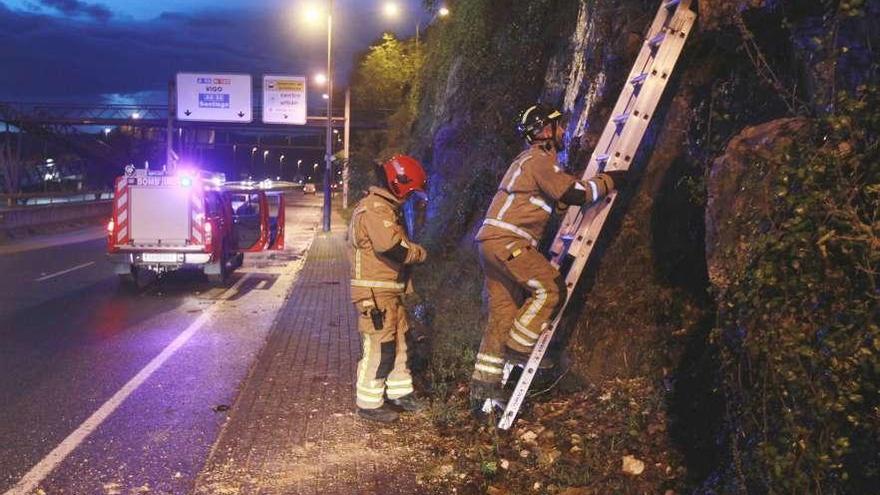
[194,227,425,495]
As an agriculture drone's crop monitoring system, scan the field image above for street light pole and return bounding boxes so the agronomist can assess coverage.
[322,0,334,232]
[342,88,351,209]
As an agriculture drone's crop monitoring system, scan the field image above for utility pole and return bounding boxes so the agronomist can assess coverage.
[322,0,334,232]
[342,88,350,209]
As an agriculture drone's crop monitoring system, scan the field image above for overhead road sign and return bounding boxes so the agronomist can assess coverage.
[176,73,253,123]
[262,75,308,125]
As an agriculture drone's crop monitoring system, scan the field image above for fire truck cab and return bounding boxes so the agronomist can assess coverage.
[106,168,285,287]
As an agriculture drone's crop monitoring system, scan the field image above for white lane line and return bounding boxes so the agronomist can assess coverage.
[5,273,252,495]
[34,262,96,282]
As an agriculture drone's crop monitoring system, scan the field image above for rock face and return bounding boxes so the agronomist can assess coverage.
[704,117,811,291]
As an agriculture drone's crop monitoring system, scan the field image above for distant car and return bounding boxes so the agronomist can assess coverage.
[303,183,317,195]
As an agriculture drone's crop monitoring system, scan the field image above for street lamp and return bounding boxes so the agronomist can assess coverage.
[383,1,399,17]
[314,73,327,85]
[303,1,334,231]
[439,6,450,17]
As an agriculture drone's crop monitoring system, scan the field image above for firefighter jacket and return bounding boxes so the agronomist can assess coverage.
[348,186,427,301]
[476,145,611,246]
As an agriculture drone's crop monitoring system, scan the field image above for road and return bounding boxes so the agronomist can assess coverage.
[0,193,323,495]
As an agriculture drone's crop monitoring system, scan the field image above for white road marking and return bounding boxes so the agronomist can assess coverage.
[4,273,252,495]
[34,262,96,282]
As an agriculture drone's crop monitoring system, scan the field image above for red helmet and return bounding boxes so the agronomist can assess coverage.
[381,155,427,200]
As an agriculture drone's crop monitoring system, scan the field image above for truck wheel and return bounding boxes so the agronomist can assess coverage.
[207,248,229,284]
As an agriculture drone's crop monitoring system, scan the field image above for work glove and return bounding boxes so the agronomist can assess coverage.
[405,242,428,264]
[595,169,629,192]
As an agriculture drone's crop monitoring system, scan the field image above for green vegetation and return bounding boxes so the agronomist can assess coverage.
[716,87,879,493]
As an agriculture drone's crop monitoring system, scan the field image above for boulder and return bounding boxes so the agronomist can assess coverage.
[705,117,811,292]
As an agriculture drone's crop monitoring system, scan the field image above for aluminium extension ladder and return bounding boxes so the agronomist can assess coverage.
[495,0,697,430]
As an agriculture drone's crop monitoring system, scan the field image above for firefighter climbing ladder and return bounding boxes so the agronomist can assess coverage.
[496,0,697,430]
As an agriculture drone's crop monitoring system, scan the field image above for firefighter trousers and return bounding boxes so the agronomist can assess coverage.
[354,295,414,409]
[471,236,566,390]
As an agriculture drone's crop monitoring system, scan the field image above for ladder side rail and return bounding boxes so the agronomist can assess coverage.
[603,10,697,174]
[564,9,696,260]
[550,6,695,261]
[548,4,679,257]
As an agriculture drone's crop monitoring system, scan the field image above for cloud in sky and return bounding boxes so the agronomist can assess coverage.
[38,0,112,21]
[0,0,426,103]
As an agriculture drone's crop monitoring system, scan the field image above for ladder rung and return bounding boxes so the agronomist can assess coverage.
[560,234,575,241]
[664,0,681,9]
[630,73,649,86]
[596,153,610,163]
[612,113,629,126]
[649,32,666,48]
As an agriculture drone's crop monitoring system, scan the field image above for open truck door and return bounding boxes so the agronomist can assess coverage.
[265,191,285,250]
[229,191,268,252]
[225,181,290,252]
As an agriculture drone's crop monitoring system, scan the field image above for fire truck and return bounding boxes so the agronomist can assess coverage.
[106,167,286,287]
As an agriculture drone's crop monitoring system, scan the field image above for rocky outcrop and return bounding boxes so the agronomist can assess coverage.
[704,117,811,291]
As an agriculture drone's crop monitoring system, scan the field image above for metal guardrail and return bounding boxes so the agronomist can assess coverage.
[1,191,113,208]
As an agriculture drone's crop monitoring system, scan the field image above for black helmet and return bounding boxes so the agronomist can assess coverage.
[516,103,563,144]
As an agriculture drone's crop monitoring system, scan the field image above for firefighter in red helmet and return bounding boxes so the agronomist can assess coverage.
[348,154,429,423]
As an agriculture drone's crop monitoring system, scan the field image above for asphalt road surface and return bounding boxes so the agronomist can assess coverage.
[0,193,324,494]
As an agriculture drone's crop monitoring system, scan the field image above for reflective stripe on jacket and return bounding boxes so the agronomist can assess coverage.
[476,146,606,244]
[348,186,426,301]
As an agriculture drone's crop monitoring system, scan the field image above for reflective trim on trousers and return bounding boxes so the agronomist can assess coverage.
[385,378,412,388]
[519,279,547,327]
[509,330,535,348]
[356,394,383,404]
[477,352,504,364]
[475,363,504,375]
[513,319,540,340]
[351,279,406,290]
[481,219,538,247]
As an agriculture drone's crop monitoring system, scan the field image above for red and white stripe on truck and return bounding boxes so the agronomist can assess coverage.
[188,179,207,251]
[110,176,130,249]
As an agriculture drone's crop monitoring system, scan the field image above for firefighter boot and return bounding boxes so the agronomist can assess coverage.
[469,380,507,422]
[388,393,426,413]
[357,405,400,423]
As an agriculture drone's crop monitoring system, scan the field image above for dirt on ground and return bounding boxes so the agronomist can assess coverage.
[401,376,686,495]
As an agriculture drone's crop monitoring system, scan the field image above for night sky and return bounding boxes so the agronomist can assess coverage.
[0,0,428,103]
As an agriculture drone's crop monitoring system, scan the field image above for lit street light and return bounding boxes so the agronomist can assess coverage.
[383,2,399,17]
[439,6,450,17]
[302,1,335,231]
[314,73,327,85]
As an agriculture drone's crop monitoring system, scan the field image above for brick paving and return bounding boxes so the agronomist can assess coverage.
[194,227,425,495]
